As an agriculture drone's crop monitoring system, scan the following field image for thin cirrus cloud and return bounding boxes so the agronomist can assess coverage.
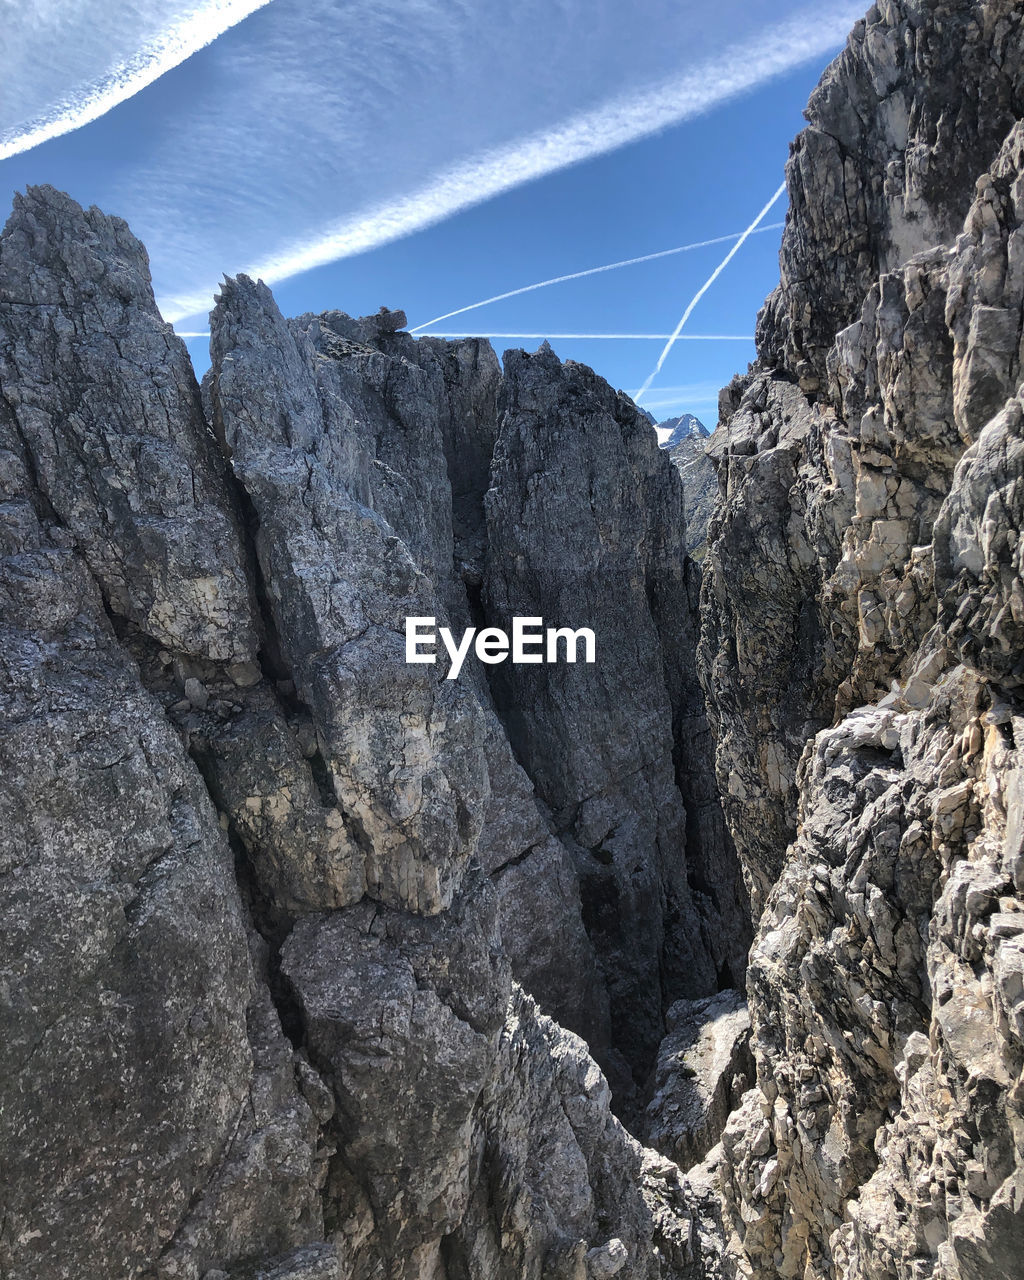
[217,5,858,317]
[0,1,273,161]
[173,331,755,340]
[639,383,725,408]
[163,0,861,320]
[31,0,866,324]
[636,381,729,422]
[414,333,755,341]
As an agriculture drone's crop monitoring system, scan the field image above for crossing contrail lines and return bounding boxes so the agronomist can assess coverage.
[418,332,755,341]
[174,330,755,341]
[408,223,784,333]
[175,205,782,363]
[633,181,787,401]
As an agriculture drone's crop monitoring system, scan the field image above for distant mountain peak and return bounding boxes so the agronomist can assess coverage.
[657,413,709,449]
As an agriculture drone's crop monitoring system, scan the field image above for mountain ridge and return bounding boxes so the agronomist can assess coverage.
[3,1,1024,1275]
[0,182,744,1279]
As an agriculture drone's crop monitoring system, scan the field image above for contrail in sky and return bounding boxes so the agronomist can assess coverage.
[416,333,756,341]
[409,225,784,332]
[0,0,273,161]
[160,1,864,321]
[633,181,787,401]
[174,330,755,341]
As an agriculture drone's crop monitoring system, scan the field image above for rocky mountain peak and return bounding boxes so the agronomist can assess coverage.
[698,2,1024,1274]
[658,413,709,450]
[4,2,1024,1277]
[0,182,746,1278]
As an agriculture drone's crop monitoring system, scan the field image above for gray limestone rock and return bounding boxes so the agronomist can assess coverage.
[0,355,324,1280]
[19,1,1024,1270]
[0,185,258,663]
[697,3,1024,1275]
[667,434,717,557]
[657,416,715,556]
[701,3,1024,919]
[699,372,852,913]
[0,184,722,1278]
[208,275,492,919]
[642,991,753,1172]
[758,0,1024,389]
[486,345,749,1084]
[205,289,745,1103]
[280,876,671,1279]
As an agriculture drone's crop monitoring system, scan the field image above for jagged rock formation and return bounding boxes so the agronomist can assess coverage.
[10,3,1024,1276]
[484,353,748,1077]
[697,1,1024,1275]
[0,184,745,1278]
[702,0,1024,915]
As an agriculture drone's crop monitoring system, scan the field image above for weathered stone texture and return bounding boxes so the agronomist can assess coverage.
[668,433,718,557]
[0,185,258,662]
[642,991,753,1173]
[485,345,749,1086]
[758,0,1024,389]
[0,345,325,1280]
[0,183,738,1277]
[698,3,1024,1275]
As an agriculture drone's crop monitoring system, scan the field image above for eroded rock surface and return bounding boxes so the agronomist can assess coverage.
[660,417,716,556]
[698,2,1024,1275]
[643,991,753,1173]
[485,346,749,1083]
[10,2,1024,1274]
[0,184,738,1277]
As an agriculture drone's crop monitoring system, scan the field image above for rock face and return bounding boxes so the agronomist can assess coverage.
[702,0,1024,916]
[10,2,1024,1274]
[485,350,749,1080]
[0,190,324,1280]
[0,184,743,1277]
[698,2,1024,1275]
[642,990,753,1173]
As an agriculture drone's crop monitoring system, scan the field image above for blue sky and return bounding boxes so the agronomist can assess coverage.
[0,1,862,424]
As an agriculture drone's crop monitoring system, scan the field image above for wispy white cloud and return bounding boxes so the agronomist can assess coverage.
[138,0,864,321]
[173,330,752,341]
[5,0,862,326]
[650,398,722,425]
[0,1,272,161]
[638,381,728,422]
[637,381,730,406]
